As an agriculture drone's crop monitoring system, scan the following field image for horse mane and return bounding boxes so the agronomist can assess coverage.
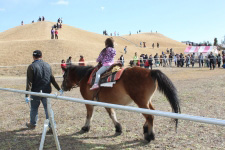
[69,65,94,79]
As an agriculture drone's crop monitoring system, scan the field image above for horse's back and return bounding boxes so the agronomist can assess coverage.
[120,67,157,102]
[84,67,156,105]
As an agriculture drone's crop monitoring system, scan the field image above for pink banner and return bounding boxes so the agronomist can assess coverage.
[203,46,211,53]
[184,46,215,54]
[184,46,192,52]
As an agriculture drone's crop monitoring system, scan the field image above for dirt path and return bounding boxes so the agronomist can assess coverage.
[0,67,224,150]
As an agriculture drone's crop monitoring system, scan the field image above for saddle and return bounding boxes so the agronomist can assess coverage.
[87,63,124,87]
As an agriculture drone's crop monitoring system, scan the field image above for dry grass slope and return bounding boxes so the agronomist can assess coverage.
[0,21,186,76]
[0,21,186,64]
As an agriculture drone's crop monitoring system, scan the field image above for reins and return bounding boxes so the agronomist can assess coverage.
[71,77,84,89]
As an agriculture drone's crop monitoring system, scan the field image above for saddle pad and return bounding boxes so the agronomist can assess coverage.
[87,68,125,85]
[100,82,116,87]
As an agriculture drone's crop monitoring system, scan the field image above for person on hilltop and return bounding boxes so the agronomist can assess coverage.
[55,29,58,39]
[90,38,116,90]
[78,55,85,66]
[42,16,45,21]
[51,28,55,39]
[124,46,127,54]
[21,21,24,25]
[119,54,125,66]
[25,50,63,133]
[57,22,60,29]
[143,42,146,48]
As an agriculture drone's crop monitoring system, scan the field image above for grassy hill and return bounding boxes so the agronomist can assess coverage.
[0,21,187,76]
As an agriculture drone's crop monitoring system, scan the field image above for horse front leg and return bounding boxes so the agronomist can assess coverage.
[105,108,122,134]
[82,104,94,132]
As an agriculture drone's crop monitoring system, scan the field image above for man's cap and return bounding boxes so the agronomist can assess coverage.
[33,50,42,57]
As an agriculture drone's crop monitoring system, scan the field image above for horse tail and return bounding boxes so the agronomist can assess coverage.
[150,70,181,129]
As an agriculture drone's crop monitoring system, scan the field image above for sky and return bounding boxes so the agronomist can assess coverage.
[0,0,225,44]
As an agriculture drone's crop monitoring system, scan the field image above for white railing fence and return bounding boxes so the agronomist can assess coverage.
[0,87,225,150]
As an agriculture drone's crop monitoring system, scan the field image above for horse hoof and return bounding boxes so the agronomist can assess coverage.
[115,123,122,133]
[144,132,155,142]
[81,126,90,132]
[143,126,148,134]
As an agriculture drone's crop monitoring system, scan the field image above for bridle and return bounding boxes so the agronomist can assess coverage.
[63,69,84,90]
[71,77,83,89]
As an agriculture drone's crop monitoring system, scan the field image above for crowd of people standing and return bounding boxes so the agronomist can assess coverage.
[129,51,225,70]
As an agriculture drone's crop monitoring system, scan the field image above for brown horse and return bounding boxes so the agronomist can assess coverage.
[61,65,181,142]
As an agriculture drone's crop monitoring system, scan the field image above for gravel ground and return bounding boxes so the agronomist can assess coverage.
[0,67,224,150]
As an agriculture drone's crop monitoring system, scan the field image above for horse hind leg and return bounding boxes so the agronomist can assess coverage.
[134,100,155,142]
[105,108,122,134]
[82,104,94,132]
[143,113,155,142]
[143,102,155,141]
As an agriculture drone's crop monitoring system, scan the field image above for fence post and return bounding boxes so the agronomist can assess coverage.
[39,119,49,150]
[47,98,61,150]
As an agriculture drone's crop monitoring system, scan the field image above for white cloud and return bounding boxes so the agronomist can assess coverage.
[0,8,5,11]
[52,0,69,5]
[101,6,104,11]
